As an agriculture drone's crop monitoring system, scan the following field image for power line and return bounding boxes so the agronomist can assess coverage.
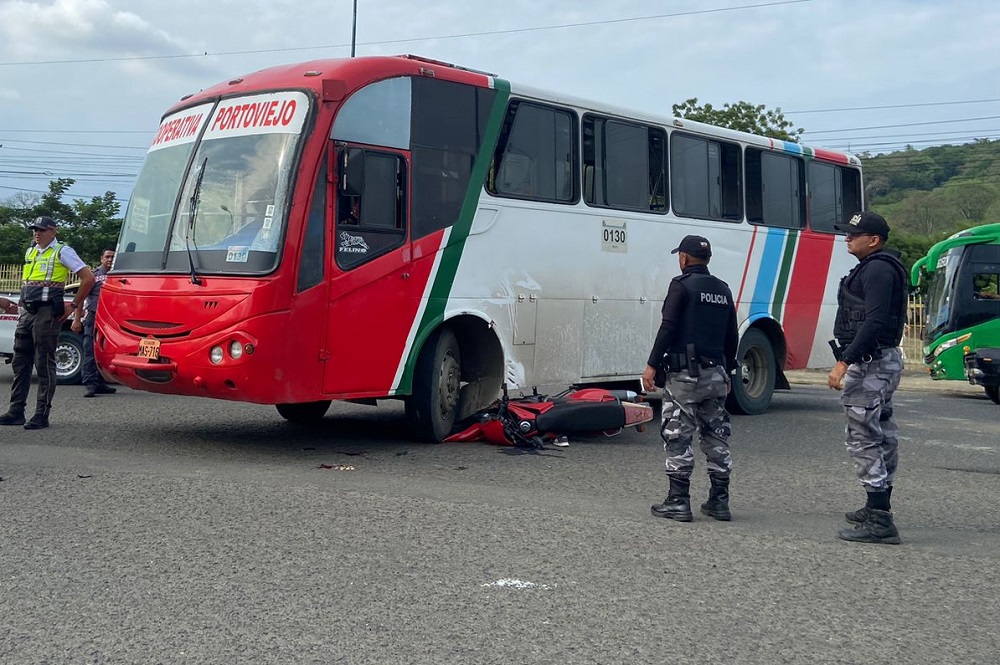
[802,115,1000,135]
[787,98,1000,115]
[0,129,153,134]
[0,0,815,67]
[0,137,148,151]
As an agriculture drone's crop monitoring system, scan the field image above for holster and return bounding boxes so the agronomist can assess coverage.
[22,300,62,317]
[686,343,700,378]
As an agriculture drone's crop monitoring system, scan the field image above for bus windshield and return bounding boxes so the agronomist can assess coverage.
[116,91,311,274]
[924,247,963,341]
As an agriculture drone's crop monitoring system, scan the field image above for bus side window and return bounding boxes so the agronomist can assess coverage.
[335,146,406,270]
[670,132,741,222]
[410,78,496,240]
[808,161,862,233]
[582,114,667,213]
[488,100,577,204]
[297,156,326,292]
[746,148,805,229]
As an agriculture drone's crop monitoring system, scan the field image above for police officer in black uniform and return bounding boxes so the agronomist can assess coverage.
[828,211,907,545]
[642,235,739,522]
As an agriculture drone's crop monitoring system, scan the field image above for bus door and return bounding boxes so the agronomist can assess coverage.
[323,143,416,395]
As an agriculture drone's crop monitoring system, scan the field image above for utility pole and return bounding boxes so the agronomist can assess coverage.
[351,0,358,57]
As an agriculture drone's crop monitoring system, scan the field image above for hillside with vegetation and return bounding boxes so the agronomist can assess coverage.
[863,139,1000,272]
[672,100,1000,274]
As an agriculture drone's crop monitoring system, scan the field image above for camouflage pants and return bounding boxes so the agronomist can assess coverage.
[660,366,733,480]
[841,347,903,491]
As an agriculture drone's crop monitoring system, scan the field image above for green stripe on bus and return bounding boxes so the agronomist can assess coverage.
[771,229,799,320]
[397,78,512,392]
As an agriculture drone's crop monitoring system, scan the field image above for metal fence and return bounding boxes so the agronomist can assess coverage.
[0,263,20,293]
[903,295,925,363]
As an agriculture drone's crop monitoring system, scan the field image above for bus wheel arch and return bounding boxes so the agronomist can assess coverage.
[728,323,784,415]
[406,316,504,442]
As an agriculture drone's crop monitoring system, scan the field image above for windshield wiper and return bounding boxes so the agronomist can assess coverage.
[185,157,207,285]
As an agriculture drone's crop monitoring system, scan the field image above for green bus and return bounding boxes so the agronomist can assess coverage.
[911,223,1000,404]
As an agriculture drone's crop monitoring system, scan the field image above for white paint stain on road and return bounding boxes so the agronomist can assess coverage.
[483,578,551,590]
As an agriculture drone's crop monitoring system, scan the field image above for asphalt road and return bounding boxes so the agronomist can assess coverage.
[1,367,999,664]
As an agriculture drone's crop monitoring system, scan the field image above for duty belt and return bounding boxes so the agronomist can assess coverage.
[23,280,65,288]
[662,352,724,372]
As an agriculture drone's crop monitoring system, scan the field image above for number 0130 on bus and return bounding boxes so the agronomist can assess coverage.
[95,54,863,441]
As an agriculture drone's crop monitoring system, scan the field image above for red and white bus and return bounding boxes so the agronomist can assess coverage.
[96,54,862,440]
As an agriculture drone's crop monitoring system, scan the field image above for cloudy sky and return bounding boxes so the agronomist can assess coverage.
[1,0,998,206]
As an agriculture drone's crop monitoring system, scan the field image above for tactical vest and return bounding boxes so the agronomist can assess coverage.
[22,242,69,303]
[833,251,907,347]
[666,271,734,362]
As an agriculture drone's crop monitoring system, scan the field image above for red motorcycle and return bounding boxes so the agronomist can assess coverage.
[445,385,655,449]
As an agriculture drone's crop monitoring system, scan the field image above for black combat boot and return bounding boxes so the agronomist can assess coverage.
[701,475,731,521]
[845,489,891,524]
[0,410,26,426]
[838,508,900,545]
[23,413,50,430]
[651,477,693,522]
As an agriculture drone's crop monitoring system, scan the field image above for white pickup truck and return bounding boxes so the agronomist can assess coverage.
[0,290,86,385]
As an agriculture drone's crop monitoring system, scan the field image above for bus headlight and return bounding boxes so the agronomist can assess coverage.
[229,340,243,360]
[932,333,972,357]
[210,346,224,364]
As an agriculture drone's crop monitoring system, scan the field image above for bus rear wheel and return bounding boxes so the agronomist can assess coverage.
[986,385,1000,405]
[276,400,331,423]
[727,328,776,416]
[407,328,462,442]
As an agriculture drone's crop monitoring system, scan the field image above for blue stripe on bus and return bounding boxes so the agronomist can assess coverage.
[781,140,803,155]
[749,227,787,317]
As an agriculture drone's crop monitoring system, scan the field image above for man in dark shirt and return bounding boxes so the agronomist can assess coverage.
[828,211,907,545]
[642,235,739,522]
[71,247,117,398]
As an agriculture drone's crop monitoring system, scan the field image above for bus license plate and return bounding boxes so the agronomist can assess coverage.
[138,338,160,360]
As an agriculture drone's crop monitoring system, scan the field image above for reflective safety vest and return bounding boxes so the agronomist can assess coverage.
[22,242,69,303]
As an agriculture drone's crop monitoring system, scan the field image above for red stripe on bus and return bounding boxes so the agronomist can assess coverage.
[813,148,849,164]
[736,225,760,306]
[780,232,835,368]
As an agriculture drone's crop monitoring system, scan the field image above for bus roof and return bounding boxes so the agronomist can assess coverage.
[167,54,860,166]
[911,222,1000,286]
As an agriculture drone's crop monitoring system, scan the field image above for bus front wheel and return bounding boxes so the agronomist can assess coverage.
[986,385,1000,405]
[727,328,776,416]
[276,400,331,423]
[407,328,462,442]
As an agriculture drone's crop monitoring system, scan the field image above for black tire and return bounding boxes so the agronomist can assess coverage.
[276,400,331,423]
[407,328,462,442]
[55,331,84,385]
[985,385,1000,405]
[727,328,776,415]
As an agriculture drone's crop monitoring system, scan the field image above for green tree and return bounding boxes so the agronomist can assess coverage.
[893,191,954,236]
[672,98,804,142]
[0,179,122,266]
[885,229,935,279]
[943,182,996,222]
